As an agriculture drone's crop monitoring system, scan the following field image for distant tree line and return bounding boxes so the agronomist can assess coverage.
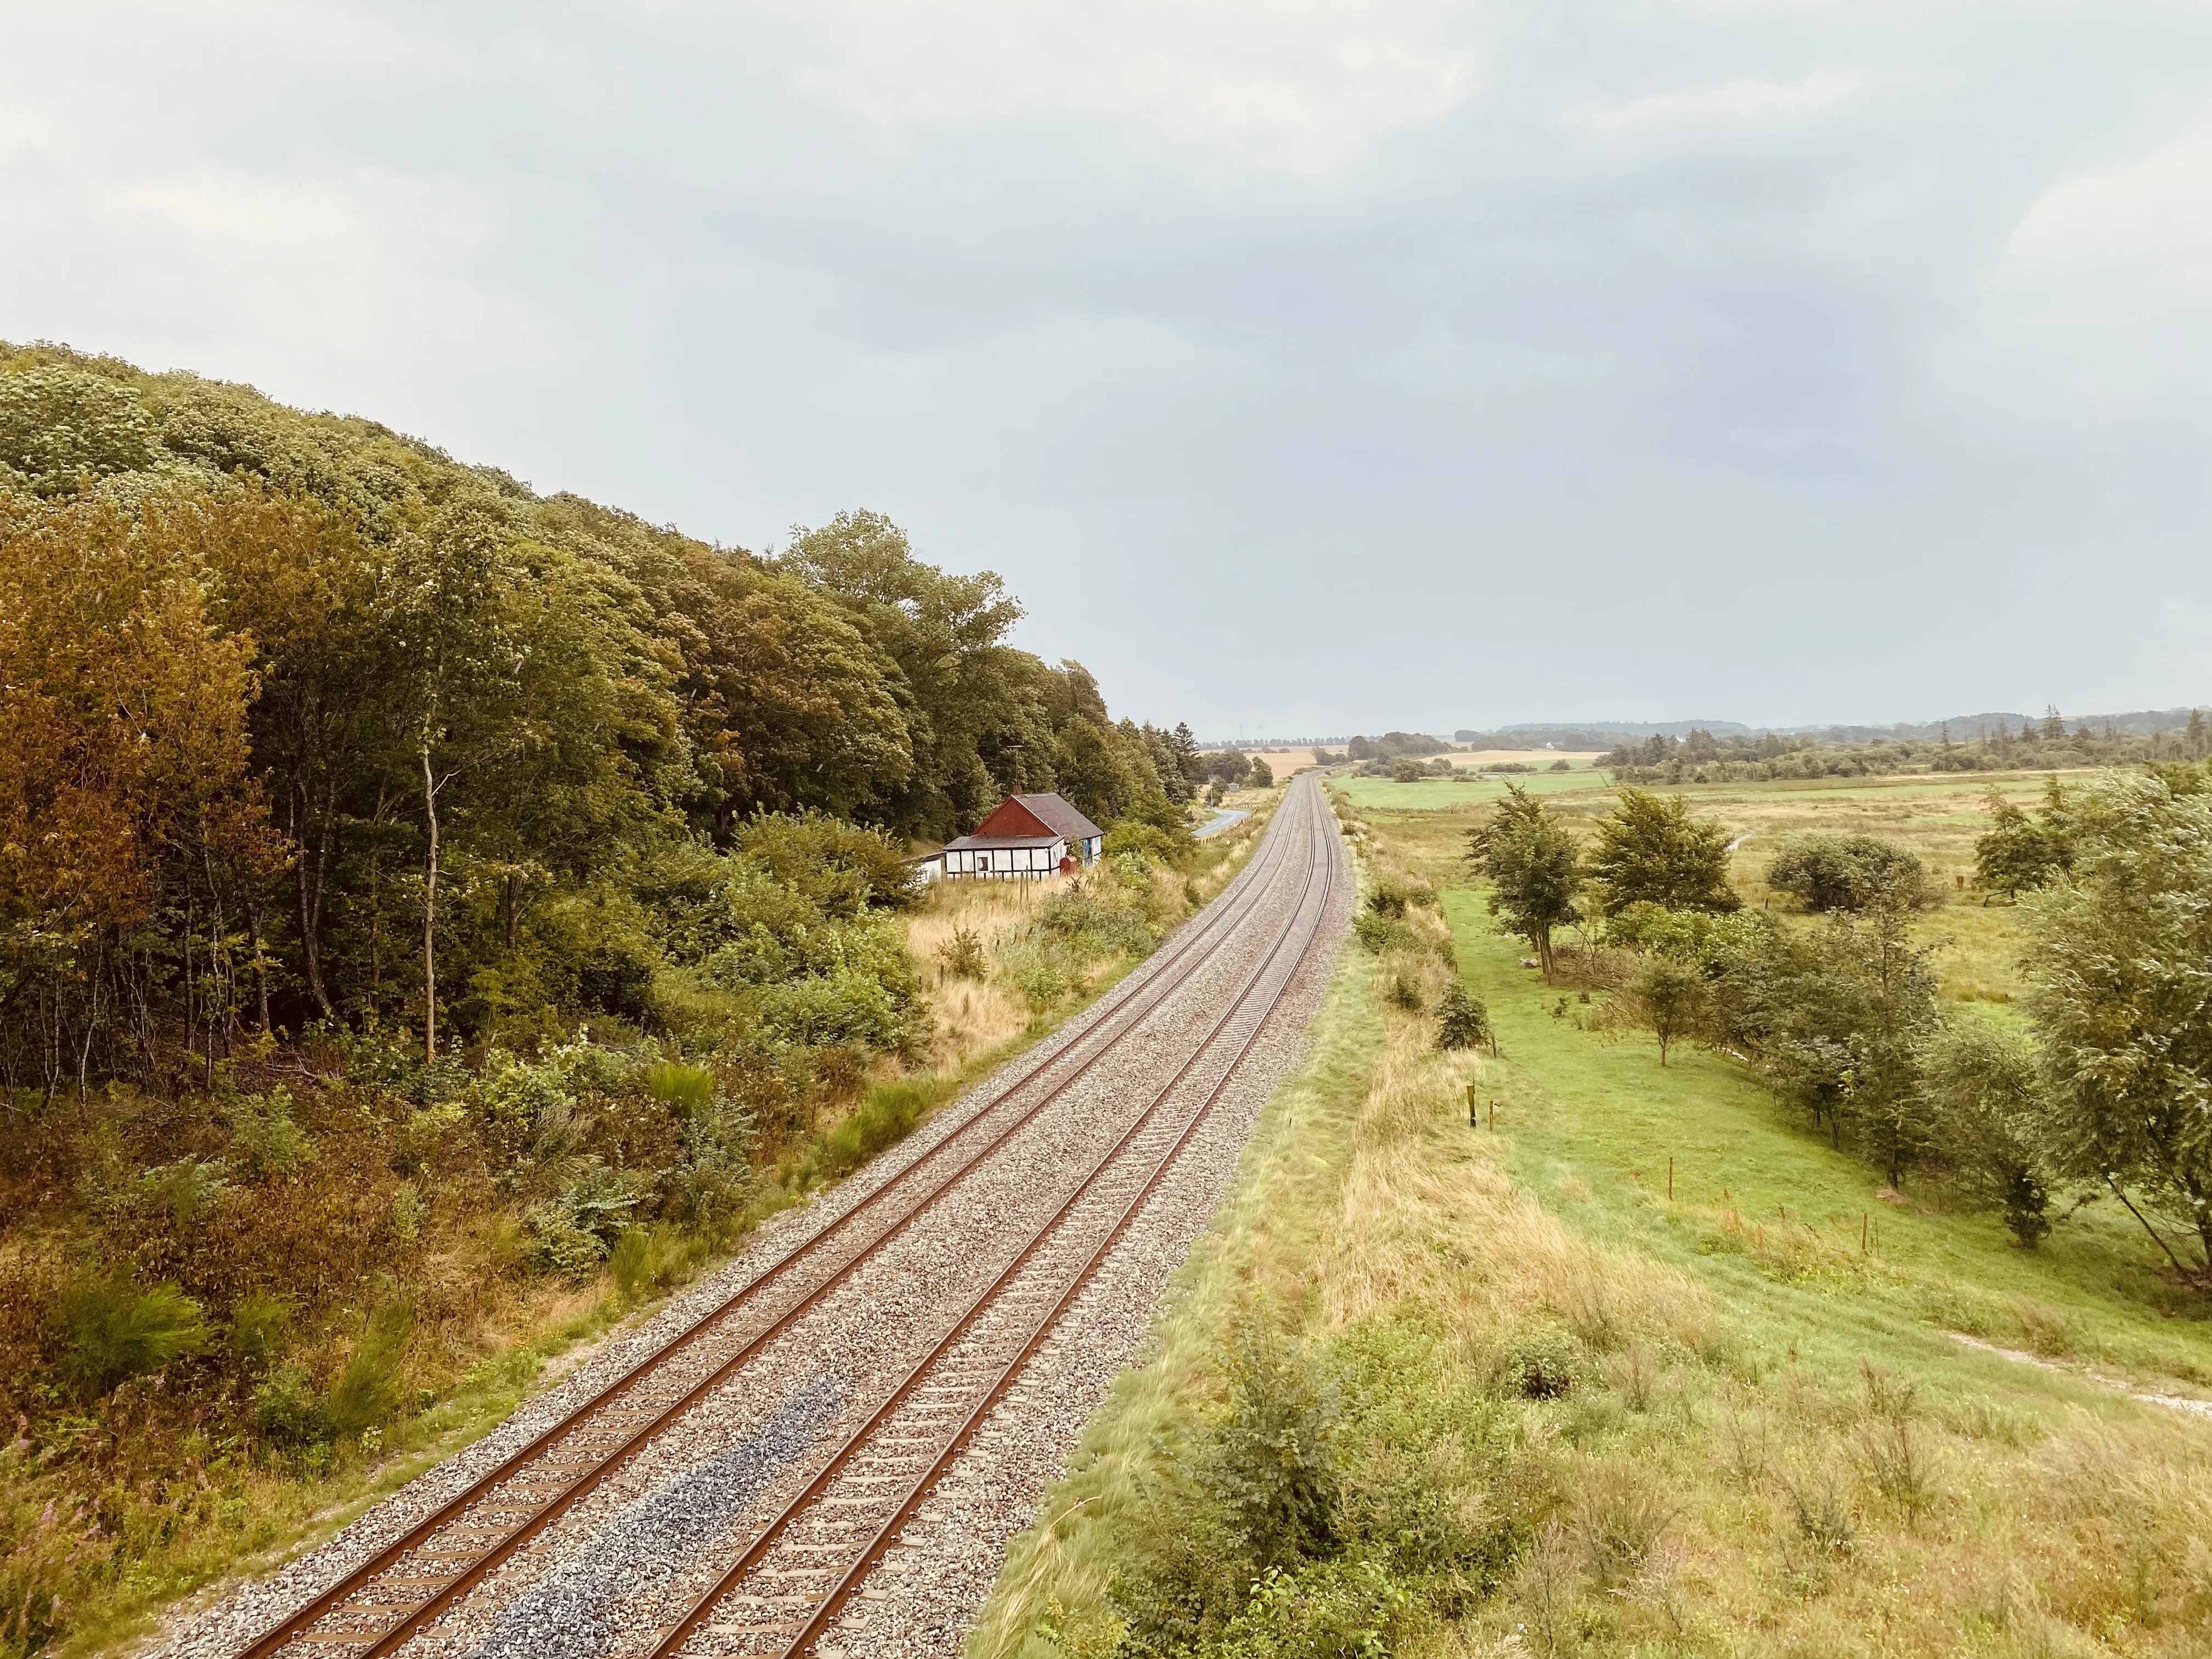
[1464,774,2212,1279]
[1603,708,2210,786]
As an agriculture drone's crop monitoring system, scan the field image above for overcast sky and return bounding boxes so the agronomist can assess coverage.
[6,1,2211,737]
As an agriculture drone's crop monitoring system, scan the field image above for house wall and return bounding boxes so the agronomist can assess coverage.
[944,838,1068,879]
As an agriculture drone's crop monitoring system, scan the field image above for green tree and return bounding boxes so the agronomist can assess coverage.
[1435,981,1496,1054]
[1632,956,1707,1066]
[1920,1018,2054,1248]
[1765,834,1926,913]
[782,510,1024,837]
[1750,901,1939,1182]
[1972,780,2073,902]
[1585,788,1740,916]
[1466,784,1581,978]
[2021,774,2212,1280]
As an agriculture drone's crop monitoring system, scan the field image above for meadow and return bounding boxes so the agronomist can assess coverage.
[974,768,2212,1658]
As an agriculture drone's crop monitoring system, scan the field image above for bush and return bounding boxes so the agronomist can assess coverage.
[937,924,987,979]
[253,1364,326,1446]
[524,1160,644,1276]
[1206,1560,1412,1659]
[1503,1329,1581,1399]
[1436,982,1494,1052]
[1631,955,1708,1065]
[611,1227,661,1299]
[1352,913,1420,955]
[1364,878,1433,921]
[1765,834,1927,912]
[53,1273,207,1396]
[644,1060,715,1113]
[324,1302,413,1438]
[225,1290,293,1367]
[799,1077,943,1187]
[732,809,917,912]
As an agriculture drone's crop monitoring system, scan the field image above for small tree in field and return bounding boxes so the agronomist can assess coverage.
[1436,981,1496,1054]
[1248,757,1274,788]
[1973,780,2073,901]
[1467,784,1581,978]
[1633,956,1707,1066]
[1587,788,1740,916]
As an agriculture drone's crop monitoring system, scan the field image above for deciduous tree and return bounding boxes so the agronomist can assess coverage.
[1466,785,1581,978]
[1585,788,1739,916]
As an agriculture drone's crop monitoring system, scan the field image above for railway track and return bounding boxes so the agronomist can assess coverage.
[214,775,1345,1659]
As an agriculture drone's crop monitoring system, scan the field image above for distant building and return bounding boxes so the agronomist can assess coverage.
[935,793,1105,880]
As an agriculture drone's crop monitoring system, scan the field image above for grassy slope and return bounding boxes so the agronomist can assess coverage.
[975,779,2212,1658]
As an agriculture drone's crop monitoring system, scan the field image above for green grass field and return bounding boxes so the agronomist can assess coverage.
[1448,887,2212,1389]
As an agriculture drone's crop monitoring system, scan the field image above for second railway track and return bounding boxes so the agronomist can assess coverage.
[180,774,1348,1659]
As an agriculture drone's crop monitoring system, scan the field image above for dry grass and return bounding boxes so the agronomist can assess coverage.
[907,877,1067,1071]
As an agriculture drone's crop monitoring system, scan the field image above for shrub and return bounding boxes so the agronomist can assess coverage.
[1436,983,1495,1053]
[1631,956,1708,1065]
[225,1086,312,1173]
[1765,834,1927,912]
[253,1364,326,1446]
[937,924,988,979]
[53,1273,207,1396]
[1503,1329,1581,1399]
[1352,913,1420,955]
[524,1160,644,1276]
[732,809,918,912]
[225,1290,293,1367]
[1206,1560,1412,1659]
[799,1077,942,1187]
[611,1227,657,1299]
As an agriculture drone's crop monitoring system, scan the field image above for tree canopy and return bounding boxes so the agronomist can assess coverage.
[1584,788,1739,916]
[1465,784,1582,977]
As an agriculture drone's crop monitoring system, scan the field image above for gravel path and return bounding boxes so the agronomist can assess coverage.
[153,776,1345,1659]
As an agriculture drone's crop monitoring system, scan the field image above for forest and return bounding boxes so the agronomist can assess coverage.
[0,343,1213,1654]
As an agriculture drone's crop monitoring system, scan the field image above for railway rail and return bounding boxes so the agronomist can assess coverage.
[215,774,1345,1659]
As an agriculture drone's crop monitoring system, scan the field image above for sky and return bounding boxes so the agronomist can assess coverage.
[5,1,2212,740]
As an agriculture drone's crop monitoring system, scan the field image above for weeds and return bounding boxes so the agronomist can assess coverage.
[53,1273,207,1397]
[938,924,988,980]
[1577,1459,1676,1590]
[1782,1462,1857,1556]
[1514,1519,1582,1657]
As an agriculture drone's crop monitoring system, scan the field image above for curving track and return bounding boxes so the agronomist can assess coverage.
[168,773,1348,1659]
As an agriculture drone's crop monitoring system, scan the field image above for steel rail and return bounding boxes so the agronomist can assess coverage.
[647,780,1338,1658]
[235,793,1310,1659]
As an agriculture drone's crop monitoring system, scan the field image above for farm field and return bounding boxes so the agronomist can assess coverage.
[975,768,2212,1657]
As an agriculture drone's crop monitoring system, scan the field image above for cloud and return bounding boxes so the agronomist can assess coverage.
[1566,70,1864,142]
[4,0,2211,733]
[1978,120,2212,413]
